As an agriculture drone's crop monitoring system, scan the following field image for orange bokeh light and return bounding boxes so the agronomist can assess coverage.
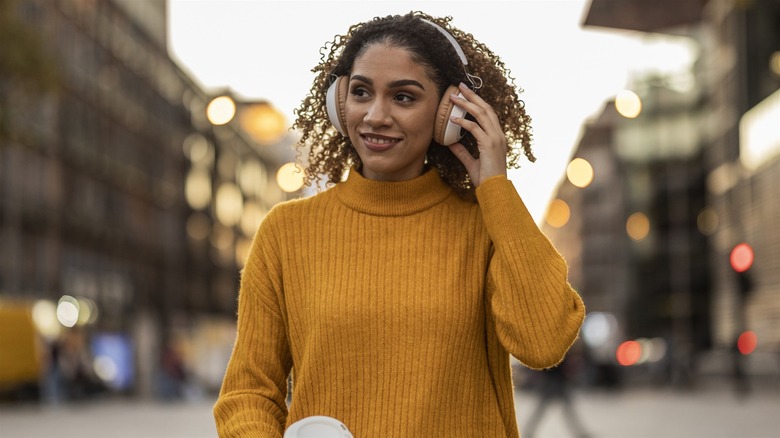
[730,243,754,272]
[616,340,642,366]
[738,331,758,355]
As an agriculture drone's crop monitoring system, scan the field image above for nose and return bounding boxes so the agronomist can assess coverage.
[363,98,391,127]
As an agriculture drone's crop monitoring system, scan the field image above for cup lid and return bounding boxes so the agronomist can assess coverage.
[284,416,354,438]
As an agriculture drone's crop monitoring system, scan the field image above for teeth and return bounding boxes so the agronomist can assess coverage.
[365,136,394,145]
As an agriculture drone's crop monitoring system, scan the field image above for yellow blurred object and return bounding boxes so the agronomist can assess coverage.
[240,102,287,145]
[545,199,571,228]
[206,96,236,125]
[0,300,42,391]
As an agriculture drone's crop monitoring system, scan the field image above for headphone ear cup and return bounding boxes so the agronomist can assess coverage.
[434,85,467,145]
[326,76,349,135]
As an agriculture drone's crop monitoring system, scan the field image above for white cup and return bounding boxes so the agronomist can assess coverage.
[284,416,354,438]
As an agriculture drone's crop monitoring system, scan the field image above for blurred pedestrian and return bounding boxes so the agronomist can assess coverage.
[523,355,592,438]
[214,11,585,437]
[42,338,64,404]
[59,328,102,400]
[159,338,188,400]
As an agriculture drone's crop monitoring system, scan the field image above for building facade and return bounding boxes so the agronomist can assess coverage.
[0,0,293,397]
[545,0,780,385]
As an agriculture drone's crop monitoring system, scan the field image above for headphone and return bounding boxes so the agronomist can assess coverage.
[325,19,477,146]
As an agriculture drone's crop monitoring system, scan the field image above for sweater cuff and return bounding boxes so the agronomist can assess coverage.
[475,175,540,243]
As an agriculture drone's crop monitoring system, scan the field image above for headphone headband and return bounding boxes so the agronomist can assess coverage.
[419,19,468,66]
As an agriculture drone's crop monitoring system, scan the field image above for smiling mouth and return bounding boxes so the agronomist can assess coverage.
[361,134,400,151]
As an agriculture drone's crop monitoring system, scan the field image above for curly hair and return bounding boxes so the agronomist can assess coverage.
[292,11,534,199]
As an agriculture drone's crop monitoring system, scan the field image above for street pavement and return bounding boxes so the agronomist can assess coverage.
[514,384,779,438]
[0,385,778,438]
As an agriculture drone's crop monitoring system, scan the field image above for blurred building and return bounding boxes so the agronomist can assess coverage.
[545,0,780,385]
[0,0,297,399]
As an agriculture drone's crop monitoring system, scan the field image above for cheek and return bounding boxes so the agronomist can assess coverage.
[343,105,359,136]
[407,109,437,139]
[344,104,363,132]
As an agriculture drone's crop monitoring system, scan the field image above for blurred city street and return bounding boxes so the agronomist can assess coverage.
[2,1,780,437]
[515,384,780,438]
[1,384,778,438]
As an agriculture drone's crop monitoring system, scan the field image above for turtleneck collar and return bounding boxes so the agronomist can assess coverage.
[334,167,454,216]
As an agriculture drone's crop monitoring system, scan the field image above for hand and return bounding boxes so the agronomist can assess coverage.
[446,82,507,187]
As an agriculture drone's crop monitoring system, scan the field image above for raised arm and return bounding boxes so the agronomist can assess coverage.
[477,175,585,369]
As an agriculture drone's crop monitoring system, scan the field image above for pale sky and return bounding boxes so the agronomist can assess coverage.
[167,0,692,222]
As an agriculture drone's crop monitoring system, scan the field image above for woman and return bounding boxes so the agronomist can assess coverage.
[214,11,585,437]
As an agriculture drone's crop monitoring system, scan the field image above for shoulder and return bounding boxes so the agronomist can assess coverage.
[261,187,337,229]
[439,189,485,229]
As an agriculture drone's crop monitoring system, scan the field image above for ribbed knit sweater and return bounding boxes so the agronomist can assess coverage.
[213,168,585,437]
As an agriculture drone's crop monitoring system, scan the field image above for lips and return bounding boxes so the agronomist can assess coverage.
[361,133,400,152]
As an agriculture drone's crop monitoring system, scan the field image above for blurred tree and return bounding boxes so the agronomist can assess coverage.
[0,0,59,139]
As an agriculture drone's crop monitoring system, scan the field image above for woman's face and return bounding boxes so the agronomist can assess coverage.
[345,43,440,181]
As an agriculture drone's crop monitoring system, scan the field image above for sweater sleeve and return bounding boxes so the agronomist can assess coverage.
[476,175,585,370]
[213,210,292,437]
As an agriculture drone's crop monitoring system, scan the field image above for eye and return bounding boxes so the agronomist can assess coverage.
[394,93,415,103]
[350,86,370,99]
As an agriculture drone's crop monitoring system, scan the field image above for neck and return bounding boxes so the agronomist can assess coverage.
[334,167,453,216]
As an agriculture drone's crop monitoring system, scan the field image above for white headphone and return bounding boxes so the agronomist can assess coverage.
[325,19,479,146]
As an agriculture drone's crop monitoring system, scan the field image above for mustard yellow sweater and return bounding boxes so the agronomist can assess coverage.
[214,169,585,437]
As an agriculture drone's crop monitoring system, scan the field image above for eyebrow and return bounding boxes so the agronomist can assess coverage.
[350,75,426,91]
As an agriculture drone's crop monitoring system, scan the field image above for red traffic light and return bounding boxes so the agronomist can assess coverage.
[730,243,754,273]
[738,330,758,355]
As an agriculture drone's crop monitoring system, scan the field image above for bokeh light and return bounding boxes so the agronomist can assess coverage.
[616,340,642,366]
[771,51,780,77]
[182,133,213,166]
[707,162,742,195]
[32,300,61,340]
[240,201,266,237]
[545,199,571,228]
[567,158,594,188]
[186,212,211,240]
[76,298,98,326]
[697,208,718,235]
[235,238,253,268]
[211,224,235,266]
[276,162,305,193]
[582,312,618,349]
[215,183,244,227]
[239,159,267,198]
[91,333,134,390]
[645,337,668,363]
[240,102,288,144]
[56,295,80,328]
[730,242,754,273]
[737,330,758,355]
[210,224,234,252]
[626,212,650,241]
[206,96,236,125]
[615,89,642,118]
[185,168,212,210]
[94,355,119,383]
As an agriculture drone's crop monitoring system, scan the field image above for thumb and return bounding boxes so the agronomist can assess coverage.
[448,143,479,180]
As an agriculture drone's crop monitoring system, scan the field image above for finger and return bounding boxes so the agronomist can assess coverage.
[449,96,501,144]
[449,113,504,154]
[456,83,502,128]
[449,114,484,137]
[447,143,478,174]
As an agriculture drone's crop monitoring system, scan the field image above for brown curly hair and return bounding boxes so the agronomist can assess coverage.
[292,11,534,199]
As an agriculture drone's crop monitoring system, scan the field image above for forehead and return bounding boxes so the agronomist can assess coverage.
[351,43,436,83]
